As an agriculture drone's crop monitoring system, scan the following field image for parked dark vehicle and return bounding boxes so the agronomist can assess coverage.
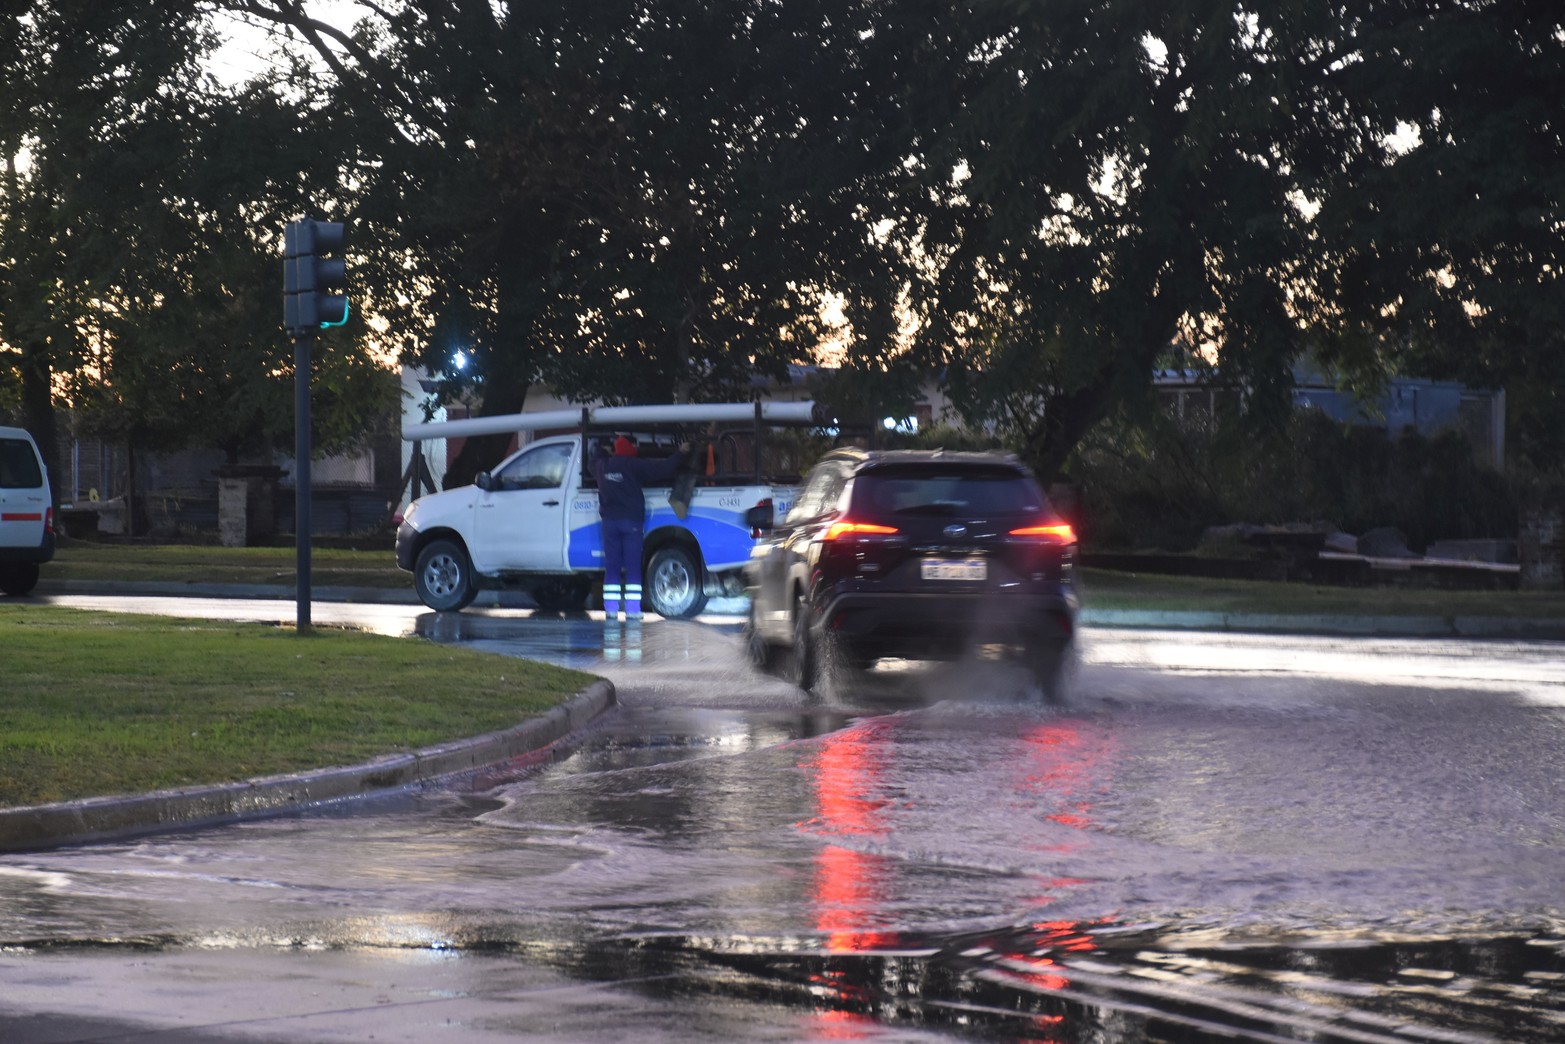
[743,447,1079,699]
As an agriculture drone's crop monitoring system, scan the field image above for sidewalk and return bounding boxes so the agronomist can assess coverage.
[1078,607,1565,641]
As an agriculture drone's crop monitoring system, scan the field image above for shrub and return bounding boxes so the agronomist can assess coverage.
[1065,407,1516,553]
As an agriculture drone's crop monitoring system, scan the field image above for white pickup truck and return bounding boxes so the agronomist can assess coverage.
[394,403,817,616]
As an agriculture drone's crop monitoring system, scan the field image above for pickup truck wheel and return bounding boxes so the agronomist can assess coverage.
[0,562,40,597]
[646,545,707,619]
[414,539,478,611]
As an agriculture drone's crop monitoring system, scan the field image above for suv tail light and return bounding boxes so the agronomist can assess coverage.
[823,520,899,542]
[1009,523,1075,543]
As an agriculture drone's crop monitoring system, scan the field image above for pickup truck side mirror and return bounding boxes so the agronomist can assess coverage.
[474,471,495,492]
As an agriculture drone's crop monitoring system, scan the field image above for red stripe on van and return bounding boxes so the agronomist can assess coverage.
[1,513,43,521]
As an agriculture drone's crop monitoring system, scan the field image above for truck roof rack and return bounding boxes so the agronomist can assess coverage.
[403,401,830,442]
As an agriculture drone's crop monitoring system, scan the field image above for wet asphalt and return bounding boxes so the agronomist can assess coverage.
[1,591,1562,1042]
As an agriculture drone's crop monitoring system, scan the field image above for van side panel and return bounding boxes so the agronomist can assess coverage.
[0,429,54,565]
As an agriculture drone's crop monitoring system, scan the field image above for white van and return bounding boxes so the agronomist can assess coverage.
[0,426,55,596]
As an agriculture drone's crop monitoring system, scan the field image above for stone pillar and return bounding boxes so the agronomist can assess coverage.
[215,465,283,548]
[1519,505,1563,590]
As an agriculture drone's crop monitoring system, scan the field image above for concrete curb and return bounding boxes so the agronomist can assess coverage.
[0,679,616,854]
[1079,608,1565,641]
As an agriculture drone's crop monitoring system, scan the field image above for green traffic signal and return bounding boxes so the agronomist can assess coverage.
[282,217,349,335]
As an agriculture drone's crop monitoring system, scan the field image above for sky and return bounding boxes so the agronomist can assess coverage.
[208,2,364,86]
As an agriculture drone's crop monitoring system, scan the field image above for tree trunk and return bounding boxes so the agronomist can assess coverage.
[124,442,148,539]
[1030,381,1114,484]
[20,339,60,503]
[443,381,531,490]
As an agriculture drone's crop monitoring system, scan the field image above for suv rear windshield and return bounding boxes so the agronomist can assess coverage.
[0,438,43,489]
[851,464,1043,520]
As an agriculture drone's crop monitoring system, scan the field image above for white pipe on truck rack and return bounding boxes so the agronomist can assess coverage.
[402,401,822,441]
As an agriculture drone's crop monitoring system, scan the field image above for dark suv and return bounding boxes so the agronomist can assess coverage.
[743,448,1078,698]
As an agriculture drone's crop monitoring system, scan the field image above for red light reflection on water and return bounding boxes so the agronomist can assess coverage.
[793,715,1119,1039]
[1010,955,1072,991]
[800,723,901,955]
[805,1006,879,1040]
[1030,919,1100,952]
[1018,721,1110,833]
[815,845,900,952]
[805,724,891,837]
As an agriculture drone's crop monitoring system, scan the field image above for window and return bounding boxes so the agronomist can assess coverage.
[786,461,850,524]
[493,442,573,491]
[0,438,43,490]
[853,466,1042,519]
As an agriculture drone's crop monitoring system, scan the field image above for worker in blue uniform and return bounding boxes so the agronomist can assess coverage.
[591,435,690,619]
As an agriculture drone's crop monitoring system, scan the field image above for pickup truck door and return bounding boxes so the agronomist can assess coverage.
[469,441,575,572]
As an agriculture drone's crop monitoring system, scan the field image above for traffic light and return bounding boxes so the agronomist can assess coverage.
[283,218,349,336]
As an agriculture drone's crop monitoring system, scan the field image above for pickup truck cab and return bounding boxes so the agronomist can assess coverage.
[0,426,55,597]
[395,431,799,617]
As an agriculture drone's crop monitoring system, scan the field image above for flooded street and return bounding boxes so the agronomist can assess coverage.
[3,597,1564,1041]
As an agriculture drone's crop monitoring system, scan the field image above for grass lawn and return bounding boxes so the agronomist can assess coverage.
[0,604,594,808]
[49,540,406,588]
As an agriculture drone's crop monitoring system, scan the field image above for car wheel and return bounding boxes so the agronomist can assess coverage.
[743,600,782,674]
[414,539,478,611]
[1025,641,1077,704]
[646,544,708,619]
[532,577,590,613]
[0,562,39,597]
[791,597,819,691]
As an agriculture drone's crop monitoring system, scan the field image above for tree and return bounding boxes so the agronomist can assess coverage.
[220,0,1564,489]
[65,77,396,468]
[919,2,1565,481]
[229,0,921,485]
[2,2,397,515]
[1,1,214,494]
[1305,0,1565,471]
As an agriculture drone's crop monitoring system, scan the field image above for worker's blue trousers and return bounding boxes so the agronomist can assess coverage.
[601,517,644,618]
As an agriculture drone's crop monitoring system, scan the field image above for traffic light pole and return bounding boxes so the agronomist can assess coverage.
[294,328,313,634]
[283,216,348,635]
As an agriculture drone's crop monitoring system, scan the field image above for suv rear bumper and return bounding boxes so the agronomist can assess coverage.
[815,586,1076,661]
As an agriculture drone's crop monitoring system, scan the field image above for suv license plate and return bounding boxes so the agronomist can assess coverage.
[922,558,986,581]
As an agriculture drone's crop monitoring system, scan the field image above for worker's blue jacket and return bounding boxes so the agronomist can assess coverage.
[591,447,687,521]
